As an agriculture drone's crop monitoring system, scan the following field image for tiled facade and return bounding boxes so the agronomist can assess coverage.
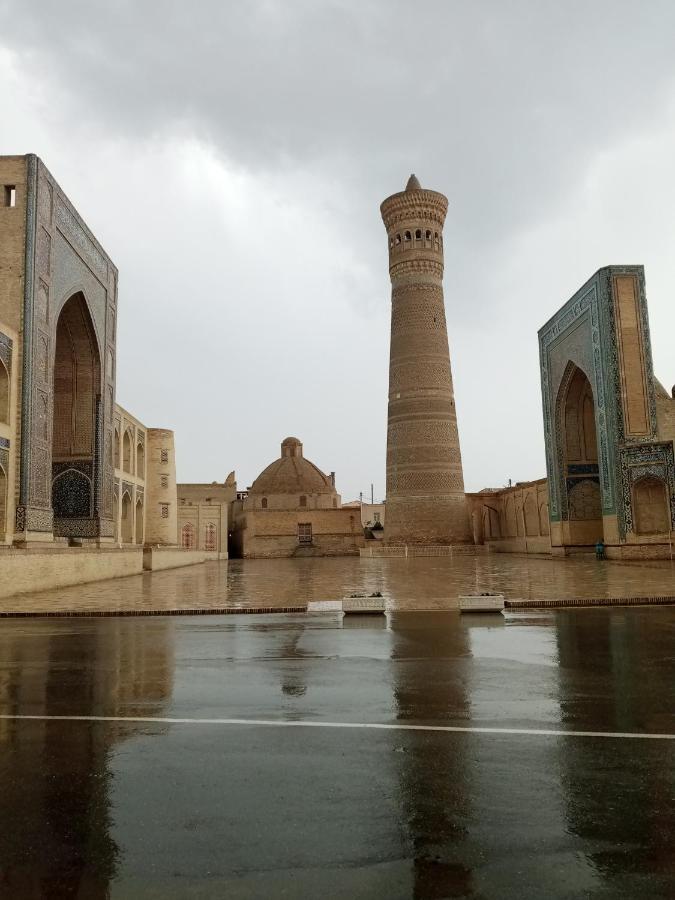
[0,154,180,556]
[539,267,675,558]
[472,267,675,559]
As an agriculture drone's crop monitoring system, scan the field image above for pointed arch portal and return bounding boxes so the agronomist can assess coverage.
[51,293,101,536]
[557,363,603,545]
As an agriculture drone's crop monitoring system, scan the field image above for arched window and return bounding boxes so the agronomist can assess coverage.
[114,428,120,469]
[122,429,132,473]
[395,234,401,245]
[261,497,268,509]
[136,441,145,478]
[425,230,432,240]
[299,495,307,508]
[404,231,411,242]
[415,229,422,239]
[0,359,8,425]
[181,523,195,549]
[204,522,217,551]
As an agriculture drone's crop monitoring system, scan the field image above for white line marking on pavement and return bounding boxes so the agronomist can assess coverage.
[0,714,673,740]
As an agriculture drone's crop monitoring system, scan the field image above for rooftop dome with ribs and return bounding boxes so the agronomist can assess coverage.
[249,437,336,496]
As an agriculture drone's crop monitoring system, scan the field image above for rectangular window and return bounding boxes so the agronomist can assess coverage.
[4,186,16,207]
[160,449,169,463]
[161,504,169,519]
[373,512,381,523]
[298,523,312,544]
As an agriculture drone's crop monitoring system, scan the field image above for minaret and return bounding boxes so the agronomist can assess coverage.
[381,174,471,544]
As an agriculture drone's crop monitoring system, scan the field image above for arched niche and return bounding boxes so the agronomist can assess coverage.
[562,365,598,465]
[113,490,119,541]
[556,363,602,543]
[136,442,145,478]
[121,491,133,543]
[0,462,6,539]
[484,506,500,539]
[52,469,92,519]
[0,359,8,425]
[51,293,101,529]
[505,497,517,538]
[135,499,144,544]
[122,430,132,473]
[524,493,539,536]
[632,476,670,535]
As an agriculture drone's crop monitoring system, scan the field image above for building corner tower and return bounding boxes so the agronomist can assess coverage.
[381,174,471,544]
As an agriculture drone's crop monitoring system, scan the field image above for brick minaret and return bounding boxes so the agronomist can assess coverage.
[381,174,471,544]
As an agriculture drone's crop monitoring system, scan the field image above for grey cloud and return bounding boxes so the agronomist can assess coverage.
[5,0,675,234]
[2,1,675,495]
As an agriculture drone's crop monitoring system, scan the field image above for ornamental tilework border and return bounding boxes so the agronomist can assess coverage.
[606,268,658,445]
[619,442,675,535]
[539,265,663,535]
[19,155,118,535]
[0,332,12,374]
[539,279,614,521]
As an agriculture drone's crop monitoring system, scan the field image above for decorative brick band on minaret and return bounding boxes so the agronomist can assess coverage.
[381,174,471,544]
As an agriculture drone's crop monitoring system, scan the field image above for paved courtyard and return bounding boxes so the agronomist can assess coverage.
[1,554,675,614]
[0,606,673,897]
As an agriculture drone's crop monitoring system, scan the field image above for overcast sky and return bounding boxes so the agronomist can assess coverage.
[2,1,674,499]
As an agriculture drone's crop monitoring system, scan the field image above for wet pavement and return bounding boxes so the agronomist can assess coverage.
[0,607,674,897]
[1,554,675,614]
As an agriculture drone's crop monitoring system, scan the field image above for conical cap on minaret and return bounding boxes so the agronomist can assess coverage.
[380,174,448,228]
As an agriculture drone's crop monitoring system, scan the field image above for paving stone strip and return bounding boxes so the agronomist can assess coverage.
[505,595,675,609]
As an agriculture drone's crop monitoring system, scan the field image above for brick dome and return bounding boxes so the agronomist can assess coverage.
[249,437,336,496]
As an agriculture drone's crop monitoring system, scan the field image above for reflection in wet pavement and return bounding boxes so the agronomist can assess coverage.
[0,607,673,897]
[1,553,674,614]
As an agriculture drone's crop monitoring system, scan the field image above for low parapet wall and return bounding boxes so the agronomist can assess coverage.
[142,547,217,571]
[0,547,144,600]
[360,544,478,558]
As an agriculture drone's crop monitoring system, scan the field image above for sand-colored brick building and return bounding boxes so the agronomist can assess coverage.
[470,267,675,559]
[231,437,364,558]
[0,154,207,598]
[177,473,236,559]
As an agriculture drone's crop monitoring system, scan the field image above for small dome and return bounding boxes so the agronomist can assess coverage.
[405,173,422,191]
[249,437,336,496]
